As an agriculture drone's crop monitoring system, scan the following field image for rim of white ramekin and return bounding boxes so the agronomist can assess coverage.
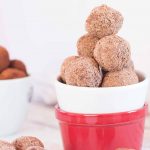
[0,75,31,84]
[55,70,149,91]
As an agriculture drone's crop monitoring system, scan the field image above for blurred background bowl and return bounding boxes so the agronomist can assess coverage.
[0,76,32,136]
[55,71,149,114]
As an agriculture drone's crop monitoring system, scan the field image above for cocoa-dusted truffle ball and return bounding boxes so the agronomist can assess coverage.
[65,57,102,87]
[86,5,123,38]
[10,59,27,74]
[125,60,134,70]
[77,34,99,58]
[0,141,16,150]
[0,46,10,72]
[0,68,27,80]
[60,56,79,82]
[102,69,139,87]
[94,35,131,71]
[26,146,45,150]
[13,136,44,150]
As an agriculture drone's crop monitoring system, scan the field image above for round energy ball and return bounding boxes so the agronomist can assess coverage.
[0,141,16,150]
[102,69,139,87]
[60,56,79,82]
[125,60,134,70]
[77,34,99,58]
[86,5,123,38]
[10,59,27,74]
[65,57,102,87]
[94,35,131,71]
[0,68,27,80]
[0,46,10,72]
[13,136,44,150]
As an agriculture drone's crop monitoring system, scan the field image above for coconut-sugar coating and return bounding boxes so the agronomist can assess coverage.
[26,146,45,150]
[0,68,27,80]
[0,46,10,72]
[65,57,102,87]
[94,35,131,71]
[77,34,99,58]
[10,59,27,74]
[86,5,123,38]
[0,141,16,150]
[60,56,79,82]
[102,69,139,87]
[125,60,134,70]
[13,136,44,150]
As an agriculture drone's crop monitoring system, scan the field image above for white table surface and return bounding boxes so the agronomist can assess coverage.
[1,102,150,150]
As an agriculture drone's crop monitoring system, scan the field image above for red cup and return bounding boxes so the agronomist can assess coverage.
[55,105,148,150]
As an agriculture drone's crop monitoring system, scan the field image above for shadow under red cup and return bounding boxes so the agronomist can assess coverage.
[55,104,148,150]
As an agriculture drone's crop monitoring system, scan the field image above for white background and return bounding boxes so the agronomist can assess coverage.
[0,0,150,102]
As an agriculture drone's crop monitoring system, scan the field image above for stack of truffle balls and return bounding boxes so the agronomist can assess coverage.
[0,46,28,80]
[0,136,45,150]
[60,5,139,87]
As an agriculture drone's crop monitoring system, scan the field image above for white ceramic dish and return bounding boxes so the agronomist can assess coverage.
[55,71,149,114]
[0,76,32,136]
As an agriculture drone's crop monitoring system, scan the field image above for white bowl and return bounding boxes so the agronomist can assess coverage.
[55,71,149,114]
[0,77,32,136]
